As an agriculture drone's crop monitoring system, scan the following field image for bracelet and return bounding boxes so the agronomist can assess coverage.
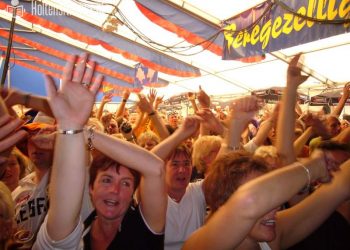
[57,129,84,135]
[23,94,31,107]
[148,111,156,116]
[296,162,311,194]
[122,98,127,102]
[87,126,95,151]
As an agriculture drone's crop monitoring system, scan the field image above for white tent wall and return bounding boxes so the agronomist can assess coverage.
[0,0,349,104]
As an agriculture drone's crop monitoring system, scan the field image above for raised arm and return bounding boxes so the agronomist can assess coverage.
[278,155,350,249]
[251,103,279,147]
[196,108,226,137]
[86,128,166,232]
[115,89,130,118]
[45,53,102,241]
[0,112,28,178]
[187,92,199,113]
[219,96,259,155]
[1,87,53,117]
[331,82,350,117]
[276,53,309,165]
[182,150,339,250]
[151,116,200,160]
[138,94,169,140]
[96,92,112,120]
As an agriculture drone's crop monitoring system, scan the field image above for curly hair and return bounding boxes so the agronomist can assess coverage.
[204,151,269,214]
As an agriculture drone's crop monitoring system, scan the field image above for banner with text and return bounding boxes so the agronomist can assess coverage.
[223,0,350,60]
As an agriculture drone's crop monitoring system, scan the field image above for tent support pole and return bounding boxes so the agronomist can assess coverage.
[1,6,17,87]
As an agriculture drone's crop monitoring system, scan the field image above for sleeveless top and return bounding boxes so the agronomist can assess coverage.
[83,205,164,250]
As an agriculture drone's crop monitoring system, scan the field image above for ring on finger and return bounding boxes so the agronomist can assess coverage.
[82,82,90,87]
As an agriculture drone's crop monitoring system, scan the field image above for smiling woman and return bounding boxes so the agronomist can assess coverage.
[32,53,167,250]
[183,149,350,250]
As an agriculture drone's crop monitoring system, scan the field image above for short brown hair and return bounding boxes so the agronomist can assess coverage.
[204,151,268,213]
[89,151,141,191]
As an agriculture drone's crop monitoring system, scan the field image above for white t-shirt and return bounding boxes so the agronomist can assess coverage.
[259,242,272,250]
[165,180,206,250]
[12,171,50,239]
[12,168,93,242]
[244,139,258,153]
[33,215,84,250]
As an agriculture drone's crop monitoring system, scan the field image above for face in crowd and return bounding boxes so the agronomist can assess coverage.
[1,153,21,192]
[340,120,349,130]
[168,112,179,129]
[89,153,140,222]
[204,153,279,244]
[165,146,192,193]
[24,125,56,170]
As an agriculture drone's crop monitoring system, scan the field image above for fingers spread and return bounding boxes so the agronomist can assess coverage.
[62,54,76,82]
[90,74,103,96]
[82,60,96,85]
[73,53,88,83]
[44,75,57,99]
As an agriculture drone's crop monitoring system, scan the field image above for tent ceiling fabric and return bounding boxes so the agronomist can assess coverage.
[0,0,349,102]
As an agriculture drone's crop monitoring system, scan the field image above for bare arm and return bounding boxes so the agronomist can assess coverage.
[183,150,333,250]
[132,111,145,137]
[251,109,277,147]
[218,96,259,156]
[278,157,350,249]
[88,130,166,232]
[187,92,199,113]
[294,126,313,156]
[96,92,112,120]
[45,53,103,241]
[196,108,225,137]
[276,53,309,165]
[115,89,130,118]
[331,83,349,117]
[151,116,199,160]
[1,88,53,117]
[138,94,169,140]
[0,112,28,178]
[332,126,350,143]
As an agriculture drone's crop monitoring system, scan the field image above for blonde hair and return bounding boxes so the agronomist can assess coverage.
[137,131,160,146]
[192,136,222,174]
[12,147,29,179]
[254,145,278,159]
[87,117,105,132]
[0,181,15,221]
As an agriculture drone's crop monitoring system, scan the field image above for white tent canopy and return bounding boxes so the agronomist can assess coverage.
[0,0,349,102]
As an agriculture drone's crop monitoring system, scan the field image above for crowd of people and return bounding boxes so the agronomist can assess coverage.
[0,52,349,250]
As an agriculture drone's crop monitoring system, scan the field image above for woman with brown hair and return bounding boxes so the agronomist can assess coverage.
[183,148,350,250]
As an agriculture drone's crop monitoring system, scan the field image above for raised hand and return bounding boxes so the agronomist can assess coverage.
[44,53,103,130]
[196,108,224,135]
[310,148,350,183]
[101,92,113,104]
[287,53,309,87]
[187,92,196,101]
[147,88,157,106]
[342,82,350,99]
[0,87,20,107]
[155,95,164,109]
[178,116,200,138]
[122,89,130,101]
[230,96,260,124]
[197,85,211,108]
[137,94,154,114]
[0,114,27,152]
